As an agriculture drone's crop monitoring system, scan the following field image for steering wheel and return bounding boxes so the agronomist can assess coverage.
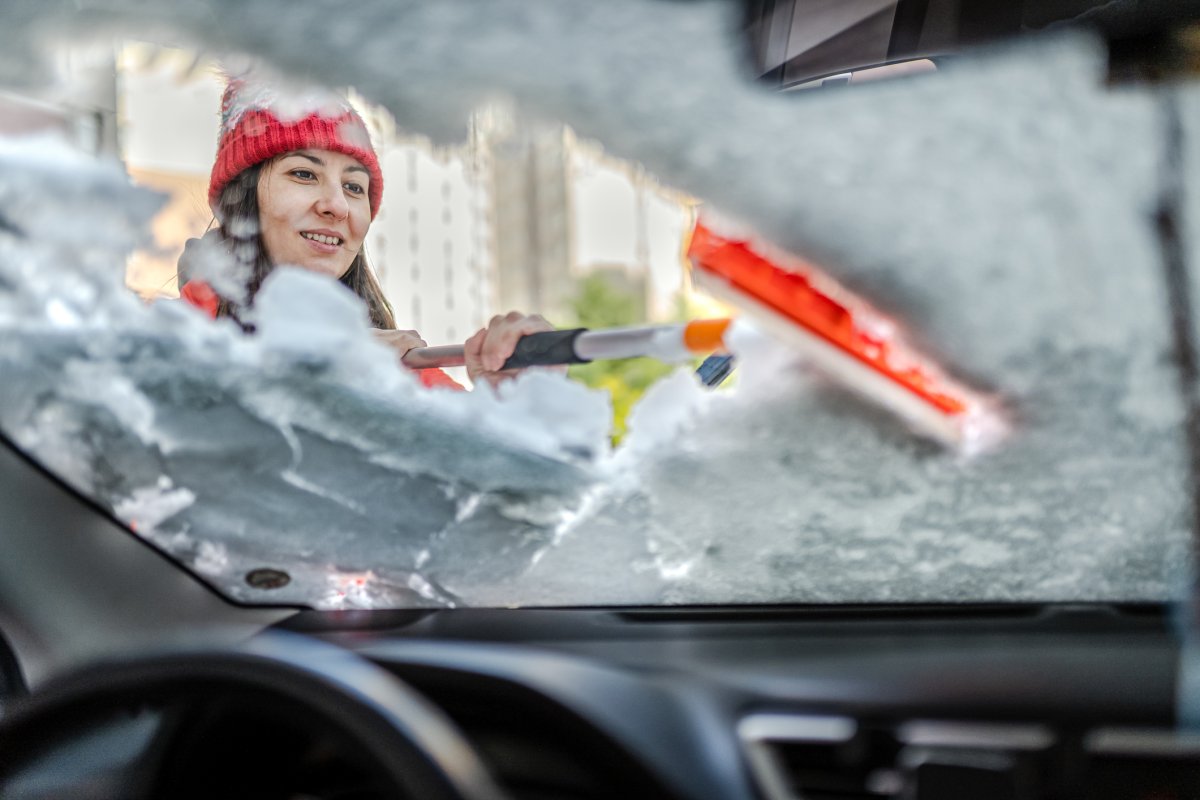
[0,632,512,800]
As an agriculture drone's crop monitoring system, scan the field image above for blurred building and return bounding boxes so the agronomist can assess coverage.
[0,45,120,154]
[367,111,697,339]
[484,115,576,325]
[366,142,490,346]
[571,139,699,322]
[117,44,222,299]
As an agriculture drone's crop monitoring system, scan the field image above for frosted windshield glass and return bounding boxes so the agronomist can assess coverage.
[0,0,1192,608]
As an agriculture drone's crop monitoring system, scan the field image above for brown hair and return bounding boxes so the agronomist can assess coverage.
[213,160,396,329]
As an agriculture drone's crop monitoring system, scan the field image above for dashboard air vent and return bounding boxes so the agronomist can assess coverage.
[738,714,899,800]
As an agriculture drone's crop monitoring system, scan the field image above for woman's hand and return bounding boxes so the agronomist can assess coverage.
[372,329,427,360]
[464,311,556,387]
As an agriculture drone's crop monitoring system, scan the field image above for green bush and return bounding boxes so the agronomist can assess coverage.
[566,272,677,443]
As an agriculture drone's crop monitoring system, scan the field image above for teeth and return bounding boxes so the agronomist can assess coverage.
[302,232,341,246]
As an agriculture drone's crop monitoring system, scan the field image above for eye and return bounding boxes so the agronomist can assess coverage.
[289,168,316,181]
[344,181,366,196]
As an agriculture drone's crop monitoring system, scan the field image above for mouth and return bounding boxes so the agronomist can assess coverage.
[300,231,343,248]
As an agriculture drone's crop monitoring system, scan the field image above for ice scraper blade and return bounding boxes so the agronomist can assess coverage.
[686,219,1005,452]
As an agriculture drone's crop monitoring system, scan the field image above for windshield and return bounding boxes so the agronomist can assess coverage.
[0,0,1195,609]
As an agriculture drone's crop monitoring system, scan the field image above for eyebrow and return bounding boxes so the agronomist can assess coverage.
[286,151,369,176]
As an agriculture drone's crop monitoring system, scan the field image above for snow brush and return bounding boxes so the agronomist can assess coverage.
[401,318,734,372]
[685,219,1005,453]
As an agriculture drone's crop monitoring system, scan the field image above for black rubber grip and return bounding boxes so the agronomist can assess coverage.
[696,354,735,387]
[501,328,590,370]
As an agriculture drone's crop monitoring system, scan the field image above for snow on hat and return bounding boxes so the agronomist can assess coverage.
[208,77,384,219]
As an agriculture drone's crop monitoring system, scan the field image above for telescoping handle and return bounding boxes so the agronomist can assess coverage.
[400,319,732,371]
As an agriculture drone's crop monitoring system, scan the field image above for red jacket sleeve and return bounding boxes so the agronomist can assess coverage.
[417,367,464,391]
[179,280,219,318]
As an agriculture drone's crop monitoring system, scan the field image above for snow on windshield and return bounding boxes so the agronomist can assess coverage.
[0,0,1194,607]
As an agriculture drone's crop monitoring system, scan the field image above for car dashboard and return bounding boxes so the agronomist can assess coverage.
[1,601,1190,800]
[316,604,1188,800]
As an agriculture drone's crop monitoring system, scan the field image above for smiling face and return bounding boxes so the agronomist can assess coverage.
[256,149,372,279]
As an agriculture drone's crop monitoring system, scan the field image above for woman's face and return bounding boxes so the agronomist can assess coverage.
[257,149,372,279]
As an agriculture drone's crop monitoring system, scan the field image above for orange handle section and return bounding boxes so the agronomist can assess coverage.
[683,318,732,354]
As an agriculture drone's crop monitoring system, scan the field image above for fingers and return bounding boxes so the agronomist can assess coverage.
[463,312,555,386]
[479,312,552,372]
[395,329,426,346]
[372,328,427,359]
[464,326,487,365]
[463,326,492,384]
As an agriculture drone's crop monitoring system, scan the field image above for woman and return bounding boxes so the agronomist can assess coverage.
[180,78,551,389]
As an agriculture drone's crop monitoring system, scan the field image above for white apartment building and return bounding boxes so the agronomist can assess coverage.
[368,142,493,346]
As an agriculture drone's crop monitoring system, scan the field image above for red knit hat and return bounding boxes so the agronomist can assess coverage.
[208,78,384,219]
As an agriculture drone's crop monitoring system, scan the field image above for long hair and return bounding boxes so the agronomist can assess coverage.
[213,160,396,330]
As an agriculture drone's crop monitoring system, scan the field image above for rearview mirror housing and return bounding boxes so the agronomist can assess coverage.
[741,0,1200,88]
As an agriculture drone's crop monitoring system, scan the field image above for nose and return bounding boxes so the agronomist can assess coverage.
[315,182,349,221]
